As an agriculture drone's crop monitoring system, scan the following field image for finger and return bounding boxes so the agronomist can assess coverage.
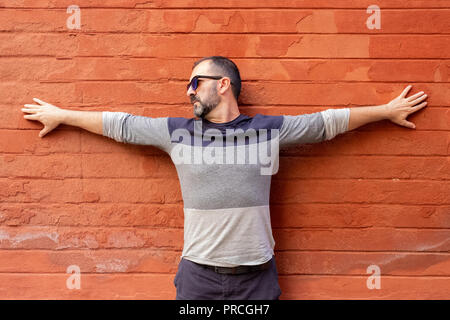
[33,98,48,105]
[39,127,51,138]
[406,91,425,102]
[400,85,412,98]
[401,120,416,129]
[23,104,40,108]
[408,94,427,106]
[23,114,40,120]
[22,108,39,113]
[409,101,427,113]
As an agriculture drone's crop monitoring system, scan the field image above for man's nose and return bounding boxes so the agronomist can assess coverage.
[186,85,196,97]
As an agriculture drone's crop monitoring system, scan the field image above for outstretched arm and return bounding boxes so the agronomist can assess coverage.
[22,98,103,137]
[22,98,172,152]
[347,85,428,131]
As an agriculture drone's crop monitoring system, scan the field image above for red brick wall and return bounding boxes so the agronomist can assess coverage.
[0,0,449,299]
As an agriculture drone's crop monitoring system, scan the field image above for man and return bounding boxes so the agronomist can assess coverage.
[21,56,428,300]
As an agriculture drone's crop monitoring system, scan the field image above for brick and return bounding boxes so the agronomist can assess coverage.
[74,81,184,106]
[279,131,449,156]
[0,106,23,129]
[1,250,448,276]
[0,226,183,250]
[270,204,450,229]
[158,0,450,9]
[0,203,82,226]
[0,56,189,83]
[365,60,450,83]
[0,154,81,179]
[79,203,183,228]
[272,228,450,251]
[41,57,190,82]
[242,59,450,83]
[310,10,450,34]
[81,129,168,155]
[278,275,450,299]
[0,269,448,299]
[0,178,84,203]
[0,129,80,153]
[81,178,182,203]
[0,203,183,227]
[0,33,77,58]
[1,105,33,129]
[82,154,177,178]
[2,9,449,34]
[370,35,450,58]
[143,106,194,118]
[271,179,450,205]
[0,82,79,105]
[276,155,449,180]
[0,9,67,32]
[241,83,450,107]
[0,249,180,273]
[275,251,450,276]
[0,273,176,299]
[2,58,448,83]
[1,0,448,9]
[2,33,449,58]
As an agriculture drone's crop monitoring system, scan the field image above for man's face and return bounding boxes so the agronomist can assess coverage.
[187,62,221,118]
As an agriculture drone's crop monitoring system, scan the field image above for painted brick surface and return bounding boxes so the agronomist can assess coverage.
[0,0,449,299]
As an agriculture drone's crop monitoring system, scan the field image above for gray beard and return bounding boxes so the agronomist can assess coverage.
[191,86,221,118]
[192,97,220,118]
[193,102,214,118]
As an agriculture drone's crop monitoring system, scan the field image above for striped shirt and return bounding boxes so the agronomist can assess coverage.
[103,108,350,267]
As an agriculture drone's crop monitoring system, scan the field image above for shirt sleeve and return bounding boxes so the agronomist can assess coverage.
[102,111,172,153]
[279,108,350,147]
[320,108,350,141]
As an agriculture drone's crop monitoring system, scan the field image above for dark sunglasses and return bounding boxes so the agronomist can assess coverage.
[187,75,232,91]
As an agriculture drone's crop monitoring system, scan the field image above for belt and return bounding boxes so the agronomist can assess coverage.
[193,259,272,275]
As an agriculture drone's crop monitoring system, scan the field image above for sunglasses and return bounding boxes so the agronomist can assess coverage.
[187,75,232,91]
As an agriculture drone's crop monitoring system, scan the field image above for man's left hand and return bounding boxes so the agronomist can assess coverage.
[385,85,428,129]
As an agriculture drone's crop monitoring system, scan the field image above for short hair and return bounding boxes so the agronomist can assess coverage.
[192,56,241,102]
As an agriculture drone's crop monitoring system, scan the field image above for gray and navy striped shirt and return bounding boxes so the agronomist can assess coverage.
[103,108,350,267]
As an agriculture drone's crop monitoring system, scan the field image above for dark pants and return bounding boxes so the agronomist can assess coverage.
[174,256,282,300]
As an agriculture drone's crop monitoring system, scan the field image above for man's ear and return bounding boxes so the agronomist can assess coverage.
[218,77,232,95]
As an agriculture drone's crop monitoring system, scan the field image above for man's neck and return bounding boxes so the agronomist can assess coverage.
[203,102,240,123]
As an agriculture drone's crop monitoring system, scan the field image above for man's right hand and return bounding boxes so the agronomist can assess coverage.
[22,98,66,138]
